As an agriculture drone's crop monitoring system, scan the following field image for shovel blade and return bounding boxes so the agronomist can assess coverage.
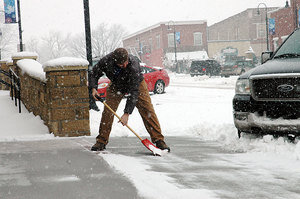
[141,139,162,156]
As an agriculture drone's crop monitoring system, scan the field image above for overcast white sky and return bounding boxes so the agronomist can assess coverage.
[2,0,288,42]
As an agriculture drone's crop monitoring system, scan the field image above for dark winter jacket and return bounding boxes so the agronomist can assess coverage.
[89,53,144,114]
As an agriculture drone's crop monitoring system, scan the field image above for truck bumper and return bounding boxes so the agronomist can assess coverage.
[233,94,300,134]
[234,111,300,133]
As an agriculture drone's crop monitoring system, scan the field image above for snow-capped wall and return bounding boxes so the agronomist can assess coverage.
[43,57,89,72]
[7,54,90,137]
[17,59,46,82]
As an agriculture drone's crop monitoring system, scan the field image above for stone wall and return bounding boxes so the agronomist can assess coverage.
[1,54,91,137]
[19,72,48,123]
[0,60,12,90]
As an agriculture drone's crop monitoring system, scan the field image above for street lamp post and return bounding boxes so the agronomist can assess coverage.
[16,0,23,52]
[257,3,269,51]
[167,21,178,73]
[138,38,142,61]
[0,30,2,59]
[0,11,3,59]
[83,0,92,70]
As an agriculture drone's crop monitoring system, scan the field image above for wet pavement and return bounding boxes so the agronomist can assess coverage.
[0,138,140,199]
[1,136,300,199]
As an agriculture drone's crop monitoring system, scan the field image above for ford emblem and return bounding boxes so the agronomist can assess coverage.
[277,84,294,92]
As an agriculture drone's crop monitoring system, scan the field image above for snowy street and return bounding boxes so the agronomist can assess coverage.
[1,74,300,199]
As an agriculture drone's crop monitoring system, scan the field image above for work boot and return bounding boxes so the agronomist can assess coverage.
[91,142,106,151]
[89,102,100,112]
[155,140,170,152]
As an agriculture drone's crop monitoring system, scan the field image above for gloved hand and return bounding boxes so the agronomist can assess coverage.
[118,113,129,126]
[92,88,103,102]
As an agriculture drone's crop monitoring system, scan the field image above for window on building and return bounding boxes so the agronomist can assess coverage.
[193,32,202,46]
[141,40,146,54]
[168,33,175,47]
[256,23,266,38]
[235,28,239,40]
[148,38,152,52]
[156,34,160,49]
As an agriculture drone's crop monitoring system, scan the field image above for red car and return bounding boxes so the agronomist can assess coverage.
[97,64,170,99]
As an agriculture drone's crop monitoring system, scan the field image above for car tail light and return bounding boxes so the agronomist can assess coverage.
[98,83,108,89]
[233,65,238,68]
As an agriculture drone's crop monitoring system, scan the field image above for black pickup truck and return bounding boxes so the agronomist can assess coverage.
[190,59,221,77]
[233,28,300,137]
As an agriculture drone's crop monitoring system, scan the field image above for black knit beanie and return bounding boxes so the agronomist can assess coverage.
[113,48,128,65]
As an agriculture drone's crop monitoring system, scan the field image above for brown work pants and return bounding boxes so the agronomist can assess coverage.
[96,79,164,144]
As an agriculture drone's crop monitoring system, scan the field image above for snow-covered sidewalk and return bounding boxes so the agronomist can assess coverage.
[0,91,52,141]
[2,74,300,199]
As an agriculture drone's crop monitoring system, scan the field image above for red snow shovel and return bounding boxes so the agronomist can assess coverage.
[95,95,162,156]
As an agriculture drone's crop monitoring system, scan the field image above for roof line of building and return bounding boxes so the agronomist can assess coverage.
[123,20,207,40]
[208,7,279,28]
[268,6,287,14]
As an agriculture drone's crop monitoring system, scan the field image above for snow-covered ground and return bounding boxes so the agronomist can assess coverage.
[90,73,300,161]
[1,73,300,199]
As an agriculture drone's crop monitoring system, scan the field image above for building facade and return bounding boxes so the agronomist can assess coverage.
[269,0,300,51]
[122,20,208,71]
[207,7,278,62]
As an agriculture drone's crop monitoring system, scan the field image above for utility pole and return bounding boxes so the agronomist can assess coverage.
[168,21,178,73]
[257,3,269,51]
[83,0,92,70]
[16,0,23,51]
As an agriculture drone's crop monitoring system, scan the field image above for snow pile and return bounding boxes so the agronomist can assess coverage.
[0,91,52,141]
[148,144,168,156]
[250,112,300,126]
[0,58,13,64]
[6,59,13,64]
[17,59,46,82]
[12,51,39,59]
[170,73,237,89]
[43,57,89,70]
[224,134,300,160]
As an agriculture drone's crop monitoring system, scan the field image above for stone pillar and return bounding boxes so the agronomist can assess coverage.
[0,60,7,90]
[44,59,90,137]
[0,60,14,90]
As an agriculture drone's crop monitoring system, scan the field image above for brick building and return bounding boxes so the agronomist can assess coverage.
[207,7,278,61]
[122,20,207,70]
[269,0,300,51]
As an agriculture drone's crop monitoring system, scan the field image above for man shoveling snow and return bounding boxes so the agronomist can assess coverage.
[89,48,170,154]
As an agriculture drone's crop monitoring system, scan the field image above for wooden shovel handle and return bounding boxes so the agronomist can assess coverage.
[101,100,143,141]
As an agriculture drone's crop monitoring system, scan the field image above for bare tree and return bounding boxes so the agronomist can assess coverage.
[0,24,18,59]
[92,23,108,58]
[106,24,126,52]
[26,36,40,53]
[92,23,127,57]
[68,33,87,59]
[40,31,70,61]
[23,23,127,62]
[68,23,127,59]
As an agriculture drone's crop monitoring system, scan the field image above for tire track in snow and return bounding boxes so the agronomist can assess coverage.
[100,153,218,199]
[77,139,218,199]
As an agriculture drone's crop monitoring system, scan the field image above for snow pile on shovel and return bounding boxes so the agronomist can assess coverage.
[149,145,169,156]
